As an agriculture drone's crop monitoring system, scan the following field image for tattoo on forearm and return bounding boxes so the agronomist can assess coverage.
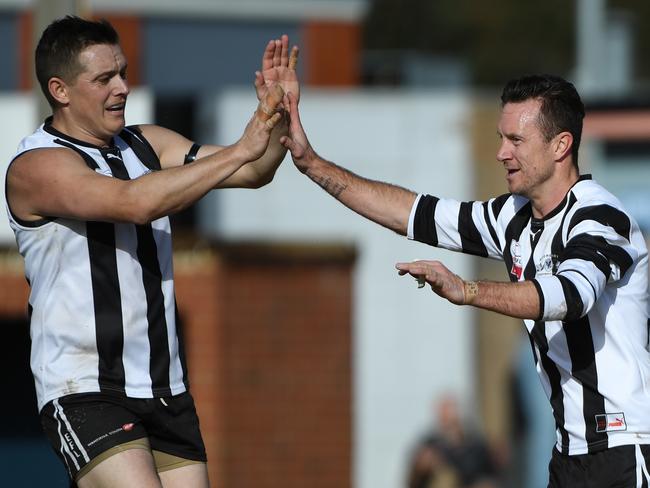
[309,172,347,198]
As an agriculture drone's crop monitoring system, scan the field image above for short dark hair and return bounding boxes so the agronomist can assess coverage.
[501,74,585,166]
[35,16,119,109]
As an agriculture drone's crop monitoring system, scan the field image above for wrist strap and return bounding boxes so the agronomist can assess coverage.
[183,143,201,164]
[464,281,479,304]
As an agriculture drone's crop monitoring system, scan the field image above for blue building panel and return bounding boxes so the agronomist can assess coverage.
[0,14,18,91]
[144,19,300,95]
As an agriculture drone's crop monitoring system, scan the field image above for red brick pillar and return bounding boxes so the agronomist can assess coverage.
[175,243,355,488]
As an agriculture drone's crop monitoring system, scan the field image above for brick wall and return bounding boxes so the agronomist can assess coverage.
[176,243,355,488]
[0,251,30,316]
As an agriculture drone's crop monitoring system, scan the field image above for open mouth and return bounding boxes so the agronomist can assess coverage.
[106,103,125,113]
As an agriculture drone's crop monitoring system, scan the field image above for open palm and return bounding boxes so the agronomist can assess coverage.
[255,34,300,103]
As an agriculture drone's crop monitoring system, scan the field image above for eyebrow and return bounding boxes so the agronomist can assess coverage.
[497,129,524,140]
[91,63,128,81]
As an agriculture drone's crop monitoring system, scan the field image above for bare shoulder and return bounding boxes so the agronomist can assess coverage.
[9,147,88,181]
[7,147,106,222]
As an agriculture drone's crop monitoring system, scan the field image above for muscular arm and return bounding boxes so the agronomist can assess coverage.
[464,279,540,319]
[7,109,282,225]
[395,260,541,320]
[138,114,288,189]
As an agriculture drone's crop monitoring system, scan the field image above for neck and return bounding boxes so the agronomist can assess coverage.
[50,111,113,147]
[530,168,580,219]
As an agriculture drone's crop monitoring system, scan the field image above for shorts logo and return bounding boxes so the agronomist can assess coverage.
[64,432,82,459]
[595,412,627,432]
[88,423,136,447]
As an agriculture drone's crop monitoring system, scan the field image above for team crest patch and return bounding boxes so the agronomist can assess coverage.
[535,254,558,275]
[595,412,627,432]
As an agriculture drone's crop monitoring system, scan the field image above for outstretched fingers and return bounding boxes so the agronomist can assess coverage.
[254,71,264,90]
[280,34,289,67]
[284,92,301,126]
[288,45,299,70]
[272,39,281,67]
[396,261,427,279]
[261,39,275,71]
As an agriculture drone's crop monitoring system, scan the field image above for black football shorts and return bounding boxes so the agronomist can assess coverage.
[40,391,207,481]
[548,444,650,488]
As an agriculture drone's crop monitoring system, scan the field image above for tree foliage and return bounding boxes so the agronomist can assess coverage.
[363,0,649,87]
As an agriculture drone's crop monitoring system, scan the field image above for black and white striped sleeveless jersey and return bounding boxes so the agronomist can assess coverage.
[407,175,650,455]
[5,120,188,411]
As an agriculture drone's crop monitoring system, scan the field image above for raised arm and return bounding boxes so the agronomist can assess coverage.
[7,99,283,225]
[280,92,416,235]
[140,35,299,189]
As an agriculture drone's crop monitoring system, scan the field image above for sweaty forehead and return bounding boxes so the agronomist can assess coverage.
[77,44,126,74]
[499,100,541,134]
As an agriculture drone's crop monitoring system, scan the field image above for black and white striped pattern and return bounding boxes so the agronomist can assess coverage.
[5,120,188,411]
[408,175,650,455]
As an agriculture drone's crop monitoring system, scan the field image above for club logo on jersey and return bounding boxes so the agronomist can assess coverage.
[510,240,523,279]
[535,253,560,275]
[595,412,627,432]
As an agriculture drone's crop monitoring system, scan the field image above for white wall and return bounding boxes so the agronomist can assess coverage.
[200,88,478,488]
[0,92,37,244]
[0,88,153,246]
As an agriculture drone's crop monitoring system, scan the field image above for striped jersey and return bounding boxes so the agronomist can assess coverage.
[407,175,650,455]
[5,119,188,411]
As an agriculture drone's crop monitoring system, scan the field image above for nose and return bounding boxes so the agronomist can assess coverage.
[113,75,130,97]
[496,139,511,162]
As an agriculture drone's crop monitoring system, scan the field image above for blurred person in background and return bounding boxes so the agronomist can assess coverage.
[280,74,650,488]
[4,15,298,488]
[407,394,501,488]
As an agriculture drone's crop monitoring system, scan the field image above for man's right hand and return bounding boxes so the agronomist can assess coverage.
[280,91,317,173]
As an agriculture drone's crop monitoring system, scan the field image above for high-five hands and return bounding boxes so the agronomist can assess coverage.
[395,260,467,305]
[255,35,300,104]
[279,92,317,173]
[237,84,285,162]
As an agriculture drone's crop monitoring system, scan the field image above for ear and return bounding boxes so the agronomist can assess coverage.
[552,131,573,162]
[48,77,70,105]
